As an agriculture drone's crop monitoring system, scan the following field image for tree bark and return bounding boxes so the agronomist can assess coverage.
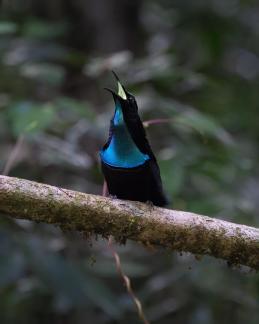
[0,175,259,270]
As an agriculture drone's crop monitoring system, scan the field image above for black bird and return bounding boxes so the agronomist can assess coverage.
[100,73,168,207]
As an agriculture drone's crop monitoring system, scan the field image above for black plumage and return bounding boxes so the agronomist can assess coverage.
[100,73,168,207]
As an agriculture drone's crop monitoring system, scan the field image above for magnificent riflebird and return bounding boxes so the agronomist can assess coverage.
[100,73,168,207]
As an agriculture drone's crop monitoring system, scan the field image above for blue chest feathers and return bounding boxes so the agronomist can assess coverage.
[100,102,150,168]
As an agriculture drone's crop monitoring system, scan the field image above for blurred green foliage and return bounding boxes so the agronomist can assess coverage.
[1,0,259,323]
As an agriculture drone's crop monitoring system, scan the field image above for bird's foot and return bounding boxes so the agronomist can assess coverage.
[145,200,154,208]
[109,194,117,200]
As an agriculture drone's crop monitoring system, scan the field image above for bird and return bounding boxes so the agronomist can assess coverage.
[99,72,168,207]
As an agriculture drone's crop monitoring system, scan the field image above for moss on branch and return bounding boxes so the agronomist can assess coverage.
[1,175,259,270]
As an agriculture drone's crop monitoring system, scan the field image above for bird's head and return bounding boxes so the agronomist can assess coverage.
[104,72,138,126]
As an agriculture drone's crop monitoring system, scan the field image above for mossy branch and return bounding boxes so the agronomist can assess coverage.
[0,175,259,270]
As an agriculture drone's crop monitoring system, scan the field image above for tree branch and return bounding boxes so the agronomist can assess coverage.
[0,175,259,270]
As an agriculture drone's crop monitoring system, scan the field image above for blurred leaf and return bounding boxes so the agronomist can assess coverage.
[22,19,67,39]
[20,63,65,86]
[55,97,95,120]
[174,110,233,144]
[160,159,185,198]
[0,22,17,34]
[8,101,56,135]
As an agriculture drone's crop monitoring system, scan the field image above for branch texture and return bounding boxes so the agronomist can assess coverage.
[0,175,259,270]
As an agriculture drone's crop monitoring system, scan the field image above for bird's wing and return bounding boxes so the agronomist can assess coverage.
[124,113,157,162]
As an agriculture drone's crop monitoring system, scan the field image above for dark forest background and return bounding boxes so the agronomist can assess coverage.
[1,0,259,323]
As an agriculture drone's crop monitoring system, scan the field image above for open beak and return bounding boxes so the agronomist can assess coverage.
[104,71,128,100]
[112,71,127,100]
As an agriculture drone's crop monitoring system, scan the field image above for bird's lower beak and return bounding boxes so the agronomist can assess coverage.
[104,87,117,97]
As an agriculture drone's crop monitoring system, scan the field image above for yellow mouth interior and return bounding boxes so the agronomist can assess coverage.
[117,81,127,100]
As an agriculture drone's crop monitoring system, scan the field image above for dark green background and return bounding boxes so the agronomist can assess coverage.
[1,0,259,323]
